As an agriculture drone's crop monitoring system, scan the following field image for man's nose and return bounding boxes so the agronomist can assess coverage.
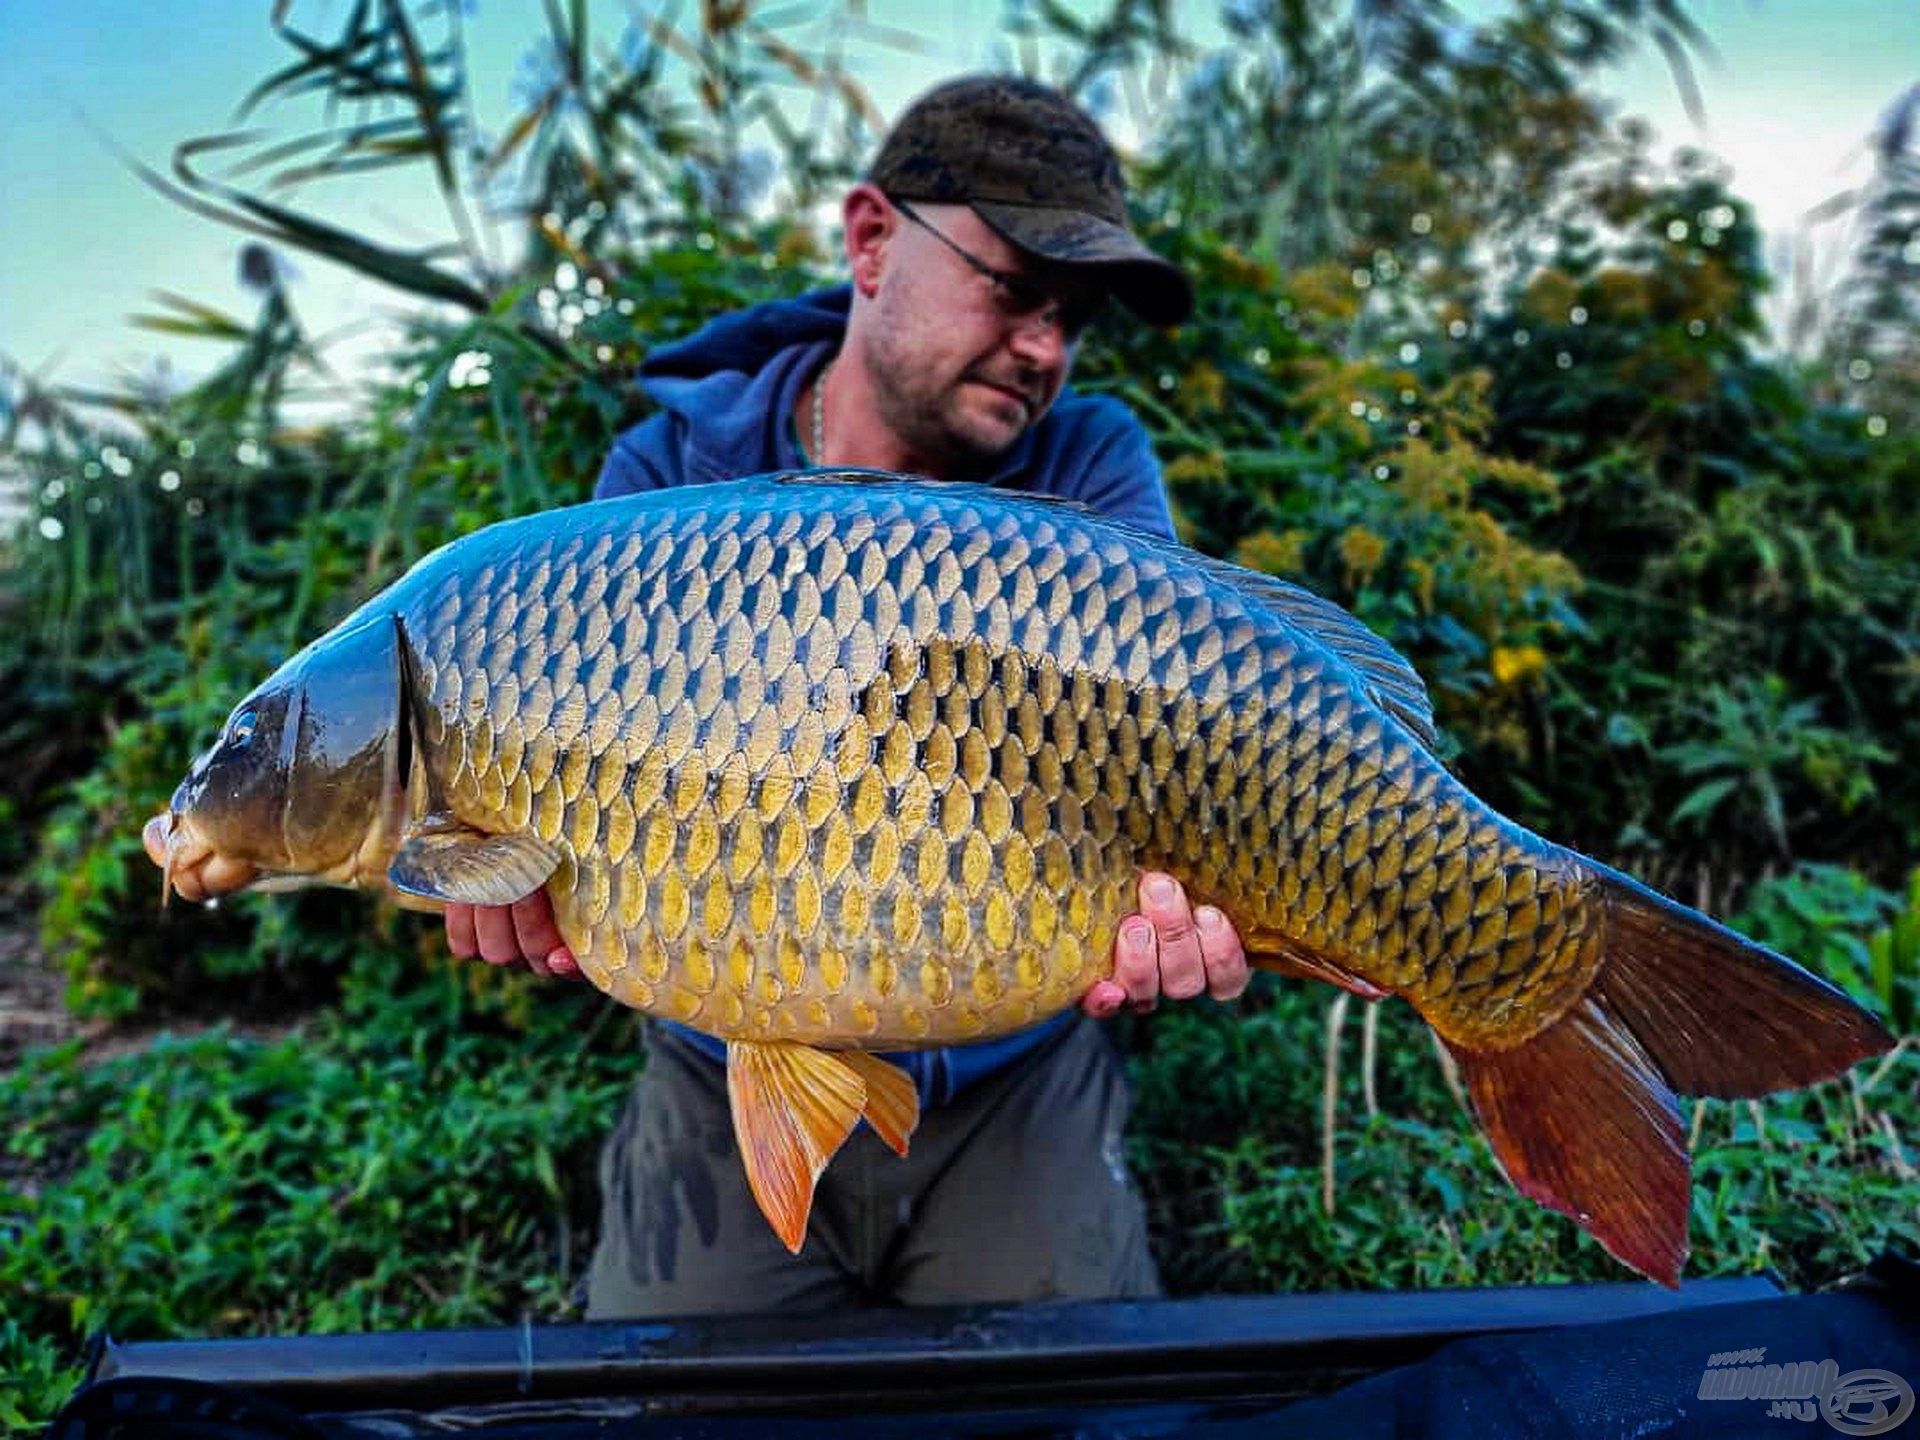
[1006,310,1070,372]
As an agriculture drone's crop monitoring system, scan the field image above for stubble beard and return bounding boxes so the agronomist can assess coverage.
[857,313,1023,478]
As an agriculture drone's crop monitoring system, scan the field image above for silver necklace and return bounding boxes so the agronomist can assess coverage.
[810,359,832,465]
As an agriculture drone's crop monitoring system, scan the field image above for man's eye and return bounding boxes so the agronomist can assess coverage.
[990,274,1036,314]
[994,275,1049,314]
[1059,299,1099,339]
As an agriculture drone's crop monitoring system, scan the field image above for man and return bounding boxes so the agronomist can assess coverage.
[451,74,1253,1316]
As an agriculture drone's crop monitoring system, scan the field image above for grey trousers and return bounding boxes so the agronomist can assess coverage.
[582,1015,1161,1317]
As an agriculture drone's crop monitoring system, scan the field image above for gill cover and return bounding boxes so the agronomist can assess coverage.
[279,612,410,877]
[171,611,408,882]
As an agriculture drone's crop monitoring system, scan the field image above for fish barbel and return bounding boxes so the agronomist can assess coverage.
[152,473,1891,1281]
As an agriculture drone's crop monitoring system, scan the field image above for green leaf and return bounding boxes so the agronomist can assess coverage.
[1671,776,1739,828]
[531,1144,561,1201]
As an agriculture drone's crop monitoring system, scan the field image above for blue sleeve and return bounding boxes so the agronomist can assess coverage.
[594,412,686,500]
[1062,398,1176,541]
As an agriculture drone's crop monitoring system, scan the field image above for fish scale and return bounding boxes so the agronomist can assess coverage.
[393,478,1596,1053]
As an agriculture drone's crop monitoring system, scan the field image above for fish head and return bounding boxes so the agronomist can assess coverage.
[159,612,409,902]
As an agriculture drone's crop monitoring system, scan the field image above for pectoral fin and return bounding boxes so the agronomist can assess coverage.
[387,820,560,906]
[840,1051,920,1156]
[1243,927,1392,1002]
[726,1041,868,1253]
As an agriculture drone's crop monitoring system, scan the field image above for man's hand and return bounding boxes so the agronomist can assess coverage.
[1082,873,1249,1019]
[445,890,583,980]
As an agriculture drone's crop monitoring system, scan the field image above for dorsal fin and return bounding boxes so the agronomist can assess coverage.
[752,472,1438,746]
[1180,555,1437,747]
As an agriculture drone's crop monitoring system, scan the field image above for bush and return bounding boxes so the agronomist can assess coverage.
[0,958,641,1428]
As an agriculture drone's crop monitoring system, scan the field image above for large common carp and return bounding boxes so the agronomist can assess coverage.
[152,473,1891,1283]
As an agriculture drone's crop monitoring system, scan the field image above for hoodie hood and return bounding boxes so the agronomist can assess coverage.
[640,285,851,392]
[635,285,844,488]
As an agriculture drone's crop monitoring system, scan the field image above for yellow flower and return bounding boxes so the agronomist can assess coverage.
[774,226,825,267]
[1337,526,1388,586]
[1234,528,1310,577]
[1489,716,1533,761]
[1490,644,1548,687]
[1164,451,1228,486]
[1183,361,1227,414]
[1405,557,1436,614]
[1286,262,1364,323]
[1214,244,1275,291]
[1591,268,1649,321]
[1521,268,1579,325]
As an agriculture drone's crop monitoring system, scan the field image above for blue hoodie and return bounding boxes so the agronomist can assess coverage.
[593,284,1174,1105]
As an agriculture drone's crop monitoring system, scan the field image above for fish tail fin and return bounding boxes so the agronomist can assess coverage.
[1448,866,1892,1287]
[1587,865,1893,1098]
[1451,995,1691,1285]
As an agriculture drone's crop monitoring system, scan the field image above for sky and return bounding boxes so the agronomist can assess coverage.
[2,0,1916,403]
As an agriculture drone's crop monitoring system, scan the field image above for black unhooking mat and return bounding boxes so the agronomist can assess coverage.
[45,1253,1920,1439]
[1207,1262,1920,1439]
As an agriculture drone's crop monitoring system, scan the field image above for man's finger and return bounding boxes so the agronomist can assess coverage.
[445,904,479,960]
[510,893,575,979]
[1196,905,1250,1001]
[1080,978,1127,1019]
[472,904,523,967]
[1113,917,1159,1011]
[1139,873,1205,1001]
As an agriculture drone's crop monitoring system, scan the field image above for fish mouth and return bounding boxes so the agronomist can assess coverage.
[146,812,260,908]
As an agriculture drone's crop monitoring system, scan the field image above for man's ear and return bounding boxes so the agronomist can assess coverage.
[843,184,895,298]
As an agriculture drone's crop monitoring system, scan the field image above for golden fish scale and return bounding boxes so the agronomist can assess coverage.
[403,484,1601,1052]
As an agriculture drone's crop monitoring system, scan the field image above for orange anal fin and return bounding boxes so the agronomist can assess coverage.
[1244,929,1391,1002]
[1453,997,1690,1287]
[840,1051,920,1157]
[725,1041,867,1254]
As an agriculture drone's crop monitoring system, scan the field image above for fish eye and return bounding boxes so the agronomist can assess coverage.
[226,709,258,747]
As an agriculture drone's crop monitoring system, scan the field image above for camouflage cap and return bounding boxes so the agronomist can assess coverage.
[867,74,1193,328]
